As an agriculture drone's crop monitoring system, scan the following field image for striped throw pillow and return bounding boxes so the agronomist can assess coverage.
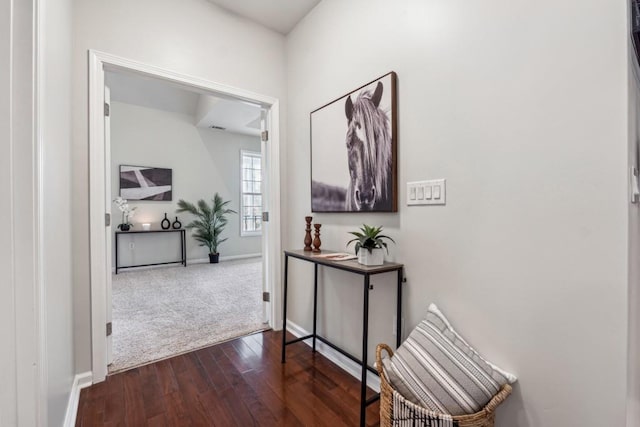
[383,304,516,416]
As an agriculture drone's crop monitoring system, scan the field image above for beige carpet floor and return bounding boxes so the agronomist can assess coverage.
[109,257,267,373]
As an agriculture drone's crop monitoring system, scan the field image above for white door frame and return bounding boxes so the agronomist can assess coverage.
[88,50,282,383]
[104,85,113,366]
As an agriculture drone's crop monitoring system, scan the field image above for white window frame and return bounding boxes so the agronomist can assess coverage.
[240,149,262,237]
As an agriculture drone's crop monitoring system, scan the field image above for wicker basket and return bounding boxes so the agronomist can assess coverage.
[376,344,512,427]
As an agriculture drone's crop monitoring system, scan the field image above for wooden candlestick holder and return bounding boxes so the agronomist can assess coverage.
[312,224,322,252]
[304,216,313,251]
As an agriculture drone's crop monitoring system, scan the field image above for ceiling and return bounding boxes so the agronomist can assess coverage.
[106,72,200,117]
[207,0,321,34]
[105,71,262,137]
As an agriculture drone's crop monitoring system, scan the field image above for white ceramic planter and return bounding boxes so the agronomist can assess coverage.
[358,248,384,266]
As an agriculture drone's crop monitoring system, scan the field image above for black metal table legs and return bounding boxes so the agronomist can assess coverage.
[312,263,318,352]
[281,251,404,427]
[397,269,403,347]
[360,274,370,427]
[114,229,187,273]
[281,254,289,363]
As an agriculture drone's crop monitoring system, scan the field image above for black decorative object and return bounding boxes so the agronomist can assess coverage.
[161,213,171,230]
[172,217,182,229]
[118,224,131,232]
[209,253,220,264]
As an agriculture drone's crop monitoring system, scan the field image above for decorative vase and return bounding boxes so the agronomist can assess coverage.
[209,253,220,264]
[358,248,384,266]
[312,224,322,252]
[119,224,131,232]
[172,217,182,229]
[161,213,170,230]
[304,216,313,251]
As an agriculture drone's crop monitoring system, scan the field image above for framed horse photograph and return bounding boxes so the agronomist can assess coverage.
[310,72,397,212]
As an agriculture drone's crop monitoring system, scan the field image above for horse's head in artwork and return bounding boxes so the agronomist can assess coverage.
[344,81,392,211]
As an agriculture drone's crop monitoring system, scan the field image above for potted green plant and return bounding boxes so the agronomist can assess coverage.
[176,193,236,263]
[347,224,395,266]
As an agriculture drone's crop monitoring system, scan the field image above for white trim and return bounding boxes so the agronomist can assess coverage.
[8,0,46,424]
[285,320,381,392]
[110,253,263,273]
[264,104,282,329]
[89,50,108,383]
[241,231,262,237]
[63,372,93,427]
[89,50,282,383]
[193,253,262,263]
[35,0,48,424]
[104,86,113,366]
[259,112,268,324]
[239,149,263,237]
[93,50,278,105]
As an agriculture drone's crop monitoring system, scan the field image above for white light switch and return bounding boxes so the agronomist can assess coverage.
[433,186,441,199]
[407,179,446,206]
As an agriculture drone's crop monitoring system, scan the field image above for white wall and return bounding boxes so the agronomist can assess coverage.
[110,101,261,267]
[72,0,286,373]
[286,0,629,426]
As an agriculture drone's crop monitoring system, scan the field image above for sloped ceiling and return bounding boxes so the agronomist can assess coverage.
[106,71,261,137]
[207,0,321,34]
[106,72,200,117]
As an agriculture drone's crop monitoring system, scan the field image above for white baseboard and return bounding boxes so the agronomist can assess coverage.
[191,253,262,264]
[285,320,380,392]
[111,253,262,272]
[63,372,93,427]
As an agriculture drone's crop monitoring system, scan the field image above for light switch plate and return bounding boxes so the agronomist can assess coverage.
[407,179,446,205]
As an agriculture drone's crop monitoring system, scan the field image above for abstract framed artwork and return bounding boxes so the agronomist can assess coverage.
[119,165,172,201]
[311,72,397,212]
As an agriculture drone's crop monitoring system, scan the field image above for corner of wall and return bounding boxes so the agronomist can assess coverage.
[63,372,93,427]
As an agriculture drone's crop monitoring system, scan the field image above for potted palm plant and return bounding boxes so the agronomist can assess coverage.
[347,224,395,266]
[176,193,236,263]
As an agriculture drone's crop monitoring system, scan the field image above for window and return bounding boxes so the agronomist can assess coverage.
[240,150,262,236]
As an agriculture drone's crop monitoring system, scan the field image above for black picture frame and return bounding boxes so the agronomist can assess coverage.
[119,165,172,201]
[310,72,397,212]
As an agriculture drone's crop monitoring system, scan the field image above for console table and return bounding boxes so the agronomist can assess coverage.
[115,229,187,274]
[281,249,404,427]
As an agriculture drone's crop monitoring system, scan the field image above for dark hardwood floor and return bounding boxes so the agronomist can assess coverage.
[76,330,381,426]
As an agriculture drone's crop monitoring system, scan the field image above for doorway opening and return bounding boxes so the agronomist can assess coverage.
[106,70,270,373]
[89,51,282,382]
